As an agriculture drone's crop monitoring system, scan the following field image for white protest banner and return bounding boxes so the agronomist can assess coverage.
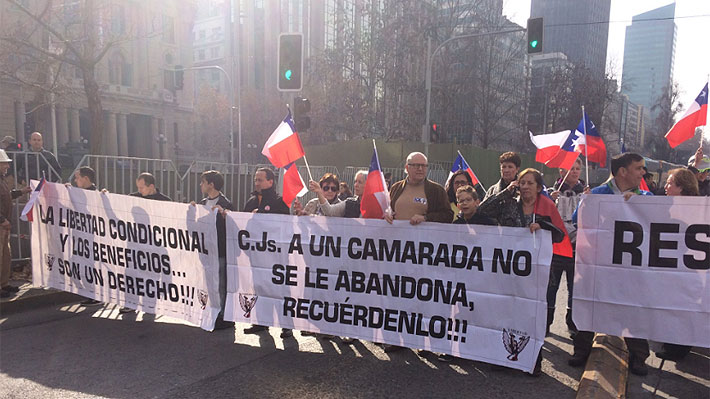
[575,194,710,347]
[224,213,552,373]
[30,181,221,331]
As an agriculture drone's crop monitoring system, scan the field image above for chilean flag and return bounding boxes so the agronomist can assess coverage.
[529,130,581,170]
[665,83,708,148]
[262,111,306,168]
[360,145,391,219]
[448,153,483,187]
[574,112,607,167]
[21,178,46,222]
[281,162,307,208]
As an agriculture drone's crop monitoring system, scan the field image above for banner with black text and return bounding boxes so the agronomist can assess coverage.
[575,195,710,347]
[30,181,221,331]
[225,213,552,373]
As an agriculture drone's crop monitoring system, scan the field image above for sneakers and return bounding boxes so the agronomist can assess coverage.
[80,299,102,306]
[118,307,133,314]
[243,324,268,334]
[300,330,316,337]
[629,359,648,376]
[568,353,589,367]
[280,328,293,338]
[341,337,355,344]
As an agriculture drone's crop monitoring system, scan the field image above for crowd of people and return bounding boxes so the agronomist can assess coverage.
[0,132,707,378]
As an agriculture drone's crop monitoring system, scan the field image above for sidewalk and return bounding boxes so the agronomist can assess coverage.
[0,266,82,315]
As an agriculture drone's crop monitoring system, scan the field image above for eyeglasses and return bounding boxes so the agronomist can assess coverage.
[321,185,338,192]
[453,180,468,186]
[408,163,428,169]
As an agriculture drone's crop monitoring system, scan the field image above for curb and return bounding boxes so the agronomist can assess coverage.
[0,283,83,316]
[576,334,629,399]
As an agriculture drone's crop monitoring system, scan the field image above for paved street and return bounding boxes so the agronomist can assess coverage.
[1,284,708,399]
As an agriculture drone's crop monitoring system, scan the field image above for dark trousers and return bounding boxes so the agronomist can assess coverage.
[573,331,649,362]
[546,256,575,330]
[218,256,227,318]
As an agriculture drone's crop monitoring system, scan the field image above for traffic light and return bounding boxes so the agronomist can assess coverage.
[293,97,311,132]
[174,65,184,90]
[527,18,543,54]
[278,33,303,91]
[430,122,439,143]
[23,121,31,142]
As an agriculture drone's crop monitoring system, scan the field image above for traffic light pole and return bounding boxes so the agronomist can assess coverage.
[172,65,238,164]
[423,27,525,156]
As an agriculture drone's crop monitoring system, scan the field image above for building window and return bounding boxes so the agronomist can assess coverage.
[198,49,205,61]
[212,27,222,40]
[199,30,206,41]
[210,47,219,58]
[110,4,125,35]
[162,15,175,43]
[108,51,132,86]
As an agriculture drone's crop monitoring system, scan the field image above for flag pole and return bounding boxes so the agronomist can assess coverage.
[560,154,579,187]
[457,150,486,191]
[582,105,589,186]
[302,155,314,182]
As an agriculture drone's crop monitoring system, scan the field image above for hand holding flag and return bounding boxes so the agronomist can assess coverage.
[360,141,391,219]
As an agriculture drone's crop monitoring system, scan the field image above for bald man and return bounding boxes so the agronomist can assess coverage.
[18,132,61,183]
[387,152,452,224]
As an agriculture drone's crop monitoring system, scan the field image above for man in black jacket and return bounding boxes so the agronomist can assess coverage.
[130,173,172,201]
[242,167,292,337]
[242,167,289,214]
[197,170,235,330]
[18,132,62,183]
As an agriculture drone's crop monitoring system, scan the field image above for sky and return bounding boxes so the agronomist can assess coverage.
[503,0,710,101]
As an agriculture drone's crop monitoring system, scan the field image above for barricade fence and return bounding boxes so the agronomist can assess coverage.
[10,153,681,264]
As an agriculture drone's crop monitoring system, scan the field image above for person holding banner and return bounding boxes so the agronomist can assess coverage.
[241,168,292,337]
[130,173,172,201]
[195,170,236,331]
[653,167,700,361]
[547,158,588,336]
[481,152,521,226]
[386,152,453,225]
[0,150,31,298]
[445,170,474,222]
[308,170,367,218]
[294,173,341,216]
[452,185,495,226]
[570,152,652,376]
[688,147,710,196]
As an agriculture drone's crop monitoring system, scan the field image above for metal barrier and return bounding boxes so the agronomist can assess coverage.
[6,151,63,264]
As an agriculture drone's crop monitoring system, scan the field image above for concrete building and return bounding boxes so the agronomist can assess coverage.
[621,2,676,120]
[0,0,198,161]
[530,0,611,80]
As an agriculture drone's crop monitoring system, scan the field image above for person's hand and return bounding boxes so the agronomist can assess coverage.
[529,223,542,233]
[211,205,224,214]
[292,199,304,215]
[410,214,426,225]
[506,180,519,193]
[21,186,32,194]
[550,190,561,201]
[623,192,636,201]
[583,186,591,194]
[100,188,109,194]
[189,201,196,206]
[308,180,322,194]
[64,182,72,188]
[384,212,394,224]
[694,147,704,167]
[1,220,11,230]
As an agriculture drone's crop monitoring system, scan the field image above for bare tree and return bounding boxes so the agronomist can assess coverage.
[646,82,689,162]
[0,0,131,154]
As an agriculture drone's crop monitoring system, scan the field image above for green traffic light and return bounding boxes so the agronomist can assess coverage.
[285,69,292,81]
[530,40,538,48]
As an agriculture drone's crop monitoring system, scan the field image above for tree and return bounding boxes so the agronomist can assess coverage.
[0,0,128,154]
[646,82,689,162]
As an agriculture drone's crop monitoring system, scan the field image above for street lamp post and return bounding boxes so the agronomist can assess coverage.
[423,27,525,156]
[172,65,239,164]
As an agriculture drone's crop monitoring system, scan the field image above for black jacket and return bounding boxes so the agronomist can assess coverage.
[242,186,289,215]
[17,149,62,183]
[453,212,497,226]
[200,193,235,259]
[344,197,361,218]
[129,189,172,201]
